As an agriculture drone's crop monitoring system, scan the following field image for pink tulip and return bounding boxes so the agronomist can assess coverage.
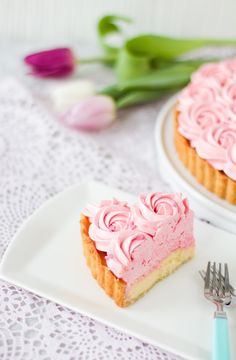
[60,95,116,131]
[24,48,75,78]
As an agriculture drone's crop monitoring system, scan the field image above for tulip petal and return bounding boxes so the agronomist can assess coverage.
[51,80,95,112]
[60,95,116,131]
[24,48,75,78]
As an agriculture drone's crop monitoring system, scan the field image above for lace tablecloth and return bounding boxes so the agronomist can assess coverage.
[1,43,236,360]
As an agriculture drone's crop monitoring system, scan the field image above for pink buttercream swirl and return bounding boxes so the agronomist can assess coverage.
[178,59,236,180]
[178,79,221,106]
[224,59,236,73]
[191,62,231,86]
[222,79,236,103]
[83,198,127,221]
[85,199,135,252]
[105,230,151,277]
[195,124,236,170]
[133,192,188,235]
[178,101,231,144]
[222,79,236,119]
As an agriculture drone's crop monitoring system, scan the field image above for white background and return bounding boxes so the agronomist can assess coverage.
[0,0,236,42]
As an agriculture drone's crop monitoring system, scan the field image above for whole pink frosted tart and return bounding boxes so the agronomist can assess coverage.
[176,59,236,204]
[80,193,195,307]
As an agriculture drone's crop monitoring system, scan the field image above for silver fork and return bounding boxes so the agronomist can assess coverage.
[204,262,231,360]
[199,268,236,307]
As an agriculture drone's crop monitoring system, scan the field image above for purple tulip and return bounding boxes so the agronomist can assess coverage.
[24,48,75,78]
[60,95,116,131]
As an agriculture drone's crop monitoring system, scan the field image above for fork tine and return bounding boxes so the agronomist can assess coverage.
[211,262,216,294]
[205,261,211,292]
[199,270,205,281]
[218,263,222,297]
[224,263,230,296]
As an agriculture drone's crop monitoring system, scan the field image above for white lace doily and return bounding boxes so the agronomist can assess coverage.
[1,43,236,359]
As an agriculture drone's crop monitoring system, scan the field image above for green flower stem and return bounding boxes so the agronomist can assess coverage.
[116,88,176,109]
[78,54,117,65]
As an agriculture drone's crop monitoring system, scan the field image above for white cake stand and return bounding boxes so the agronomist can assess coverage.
[155,96,236,234]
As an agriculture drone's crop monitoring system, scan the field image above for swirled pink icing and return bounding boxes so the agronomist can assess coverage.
[177,59,236,180]
[178,79,221,105]
[191,62,231,86]
[83,198,135,252]
[132,192,188,235]
[105,230,151,278]
[195,124,236,170]
[82,193,194,290]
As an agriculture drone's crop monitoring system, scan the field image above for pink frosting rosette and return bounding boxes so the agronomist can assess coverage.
[178,101,231,145]
[222,78,236,103]
[225,143,236,180]
[224,59,236,73]
[191,63,231,86]
[195,124,236,172]
[132,192,189,236]
[178,79,221,107]
[105,230,151,277]
[221,79,236,120]
[86,199,135,251]
[83,198,127,221]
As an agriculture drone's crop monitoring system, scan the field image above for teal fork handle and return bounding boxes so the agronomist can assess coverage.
[213,316,230,360]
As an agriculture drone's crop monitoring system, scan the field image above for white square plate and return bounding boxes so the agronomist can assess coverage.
[0,181,236,360]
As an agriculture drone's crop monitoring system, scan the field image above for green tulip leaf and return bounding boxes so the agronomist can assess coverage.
[116,88,176,109]
[97,15,132,63]
[115,34,236,80]
[117,63,197,92]
[99,84,127,100]
[101,63,197,105]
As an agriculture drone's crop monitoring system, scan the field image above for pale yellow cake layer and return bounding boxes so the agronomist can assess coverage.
[126,246,194,304]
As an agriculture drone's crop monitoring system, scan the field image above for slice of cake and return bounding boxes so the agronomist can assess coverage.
[80,193,195,307]
[175,59,236,204]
